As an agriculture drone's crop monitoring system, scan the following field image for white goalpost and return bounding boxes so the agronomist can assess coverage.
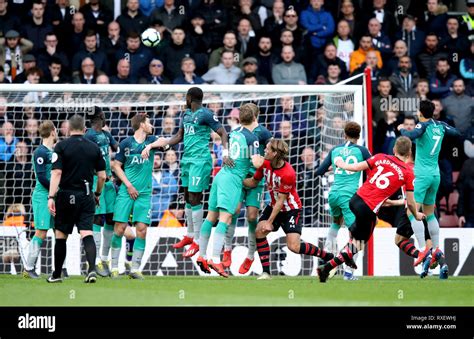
[0,83,367,277]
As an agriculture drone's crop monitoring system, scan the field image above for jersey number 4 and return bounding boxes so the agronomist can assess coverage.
[369,166,394,189]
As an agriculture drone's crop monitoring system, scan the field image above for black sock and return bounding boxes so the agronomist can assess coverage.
[53,239,67,279]
[126,238,135,262]
[82,235,96,273]
[256,238,270,274]
[299,242,333,261]
[397,239,419,259]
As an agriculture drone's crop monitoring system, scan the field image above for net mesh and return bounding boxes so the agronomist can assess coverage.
[0,85,361,276]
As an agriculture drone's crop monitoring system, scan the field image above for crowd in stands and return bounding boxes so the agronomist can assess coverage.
[0,0,473,228]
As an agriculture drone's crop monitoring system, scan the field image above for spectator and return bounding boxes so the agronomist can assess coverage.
[197,0,228,50]
[278,120,299,166]
[429,58,456,99]
[372,78,392,124]
[115,31,153,79]
[278,29,304,64]
[96,73,110,84]
[160,115,176,137]
[352,50,383,94]
[235,57,268,84]
[441,17,470,76]
[362,0,398,40]
[367,17,392,60]
[442,78,474,134]
[419,0,448,35]
[67,12,86,59]
[384,40,413,75]
[187,13,212,75]
[230,0,262,32]
[415,78,430,101]
[79,0,113,38]
[36,32,70,77]
[110,104,133,141]
[280,8,304,47]
[44,57,69,84]
[116,0,148,37]
[254,35,278,84]
[315,62,342,84]
[272,45,307,85]
[457,157,474,227]
[225,108,240,132]
[202,50,241,84]
[395,14,425,58]
[313,42,348,82]
[0,0,21,38]
[110,58,136,84]
[237,17,258,57]
[242,72,258,84]
[300,0,335,55]
[208,31,242,70]
[58,120,69,140]
[173,57,204,84]
[298,147,317,225]
[151,152,178,222]
[416,32,448,79]
[72,57,102,84]
[23,67,48,103]
[50,0,75,48]
[22,118,40,150]
[0,122,17,162]
[139,0,163,17]
[12,54,36,84]
[160,27,193,81]
[163,148,179,181]
[460,39,474,88]
[263,0,285,43]
[22,0,53,54]
[139,58,170,84]
[374,110,400,154]
[270,95,307,137]
[100,22,126,76]
[338,0,363,41]
[72,30,108,75]
[2,203,26,227]
[460,0,474,36]
[0,30,33,82]
[349,34,382,74]
[4,140,33,210]
[150,0,185,32]
[389,55,420,101]
[333,19,354,72]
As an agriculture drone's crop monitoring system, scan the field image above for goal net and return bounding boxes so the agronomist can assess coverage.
[0,84,365,277]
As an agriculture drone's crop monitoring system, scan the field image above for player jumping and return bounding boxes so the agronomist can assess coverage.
[110,114,156,279]
[317,136,425,283]
[196,104,262,277]
[314,121,371,280]
[244,139,334,280]
[223,103,273,274]
[399,100,460,273]
[143,87,231,259]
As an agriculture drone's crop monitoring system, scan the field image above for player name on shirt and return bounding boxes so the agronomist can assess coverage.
[371,158,405,181]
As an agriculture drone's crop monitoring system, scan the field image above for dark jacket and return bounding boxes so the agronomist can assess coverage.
[100,36,126,76]
[80,3,113,37]
[389,71,420,99]
[416,47,448,79]
[115,46,153,79]
[149,6,185,30]
[116,9,149,37]
[429,72,456,99]
[395,29,425,58]
[37,48,70,76]
[72,49,109,75]
[22,19,53,54]
[159,42,194,80]
[196,3,228,50]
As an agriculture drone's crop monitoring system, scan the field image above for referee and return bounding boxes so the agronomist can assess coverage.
[47,114,106,283]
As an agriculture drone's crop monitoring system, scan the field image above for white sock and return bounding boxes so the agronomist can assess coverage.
[185,205,194,238]
[411,218,426,249]
[427,216,440,248]
[192,207,203,243]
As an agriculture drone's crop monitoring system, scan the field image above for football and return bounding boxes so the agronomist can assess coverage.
[141,28,161,47]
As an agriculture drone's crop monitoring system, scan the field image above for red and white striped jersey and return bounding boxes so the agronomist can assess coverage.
[254,160,302,211]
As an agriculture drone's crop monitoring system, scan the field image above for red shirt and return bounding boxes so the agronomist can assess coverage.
[357,153,415,213]
[254,160,302,211]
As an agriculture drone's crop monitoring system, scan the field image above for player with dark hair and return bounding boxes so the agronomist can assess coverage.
[110,114,156,279]
[142,87,232,259]
[314,121,371,280]
[222,103,273,274]
[317,136,425,283]
[84,108,119,277]
[23,121,59,279]
[244,139,334,280]
[399,100,461,273]
[196,104,262,277]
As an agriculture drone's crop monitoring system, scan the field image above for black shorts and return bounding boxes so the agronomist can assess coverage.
[54,190,95,234]
[396,208,431,241]
[259,205,302,235]
[348,194,377,242]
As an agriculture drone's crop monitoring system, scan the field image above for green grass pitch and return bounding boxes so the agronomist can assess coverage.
[0,275,473,306]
